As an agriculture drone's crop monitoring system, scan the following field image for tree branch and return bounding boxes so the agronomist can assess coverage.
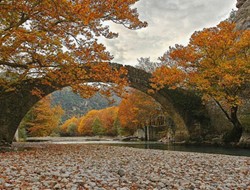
[212,97,232,122]
[0,61,28,69]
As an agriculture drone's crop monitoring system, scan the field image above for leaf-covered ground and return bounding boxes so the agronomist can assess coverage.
[0,143,249,189]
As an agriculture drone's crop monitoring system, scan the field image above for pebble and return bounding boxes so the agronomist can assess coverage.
[158,182,165,188]
[118,169,125,177]
[0,143,249,189]
[0,178,5,184]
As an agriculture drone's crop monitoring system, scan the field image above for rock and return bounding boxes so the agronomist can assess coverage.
[0,144,249,189]
[239,133,250,147]
[235,0,250,30]
[118,169,125,177]
[160,179,168,184]
[42,181,50,187]
[150,176,160,182]
[119,187,130,190]
[54,183,61,189]
[61,178,69,183]
[0,178,5,184]
[20,171,26,176]
[158,182,166,188]
[88,181,96,187]
[31,186,40,190]
[236,0,247,8]
[5,183,13,188]
[112,183,119,188]
[31,177,39,182]
[61,173,70,178]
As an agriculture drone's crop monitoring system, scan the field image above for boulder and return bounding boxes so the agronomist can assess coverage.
[235,0,250,30]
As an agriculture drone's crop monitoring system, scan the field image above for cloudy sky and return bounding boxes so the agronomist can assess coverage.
[101,0,237,66]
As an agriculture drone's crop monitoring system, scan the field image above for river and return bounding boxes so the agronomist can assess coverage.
[53,140,250,157]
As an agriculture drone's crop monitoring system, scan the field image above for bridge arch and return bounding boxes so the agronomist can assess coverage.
[0,63,210,145]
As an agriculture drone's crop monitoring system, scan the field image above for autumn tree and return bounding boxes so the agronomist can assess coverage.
[67,91,162,137]
[151,22,250,143]
[20,96,64,137]
[78,110,99,136]
[118,89,162,135]
[91,118,104,136]
[60,116,79,136]
[98,106,119,136]
[0,0,147,144]
[77,106,119,136]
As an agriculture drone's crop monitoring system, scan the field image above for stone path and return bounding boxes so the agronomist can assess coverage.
[0,144,249,189]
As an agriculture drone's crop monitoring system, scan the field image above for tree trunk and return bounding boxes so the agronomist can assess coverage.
[223,106,243,143]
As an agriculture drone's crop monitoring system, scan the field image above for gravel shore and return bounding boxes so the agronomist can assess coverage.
[0,143,249,190]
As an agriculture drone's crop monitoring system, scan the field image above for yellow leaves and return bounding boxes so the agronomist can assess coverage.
[220,74,238,86]
[23,96,64,137]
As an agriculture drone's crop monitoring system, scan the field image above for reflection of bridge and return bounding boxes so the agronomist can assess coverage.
[0,63,210,145]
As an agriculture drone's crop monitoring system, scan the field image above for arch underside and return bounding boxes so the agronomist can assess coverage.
[125,65,209,139]
[0,63,209,145]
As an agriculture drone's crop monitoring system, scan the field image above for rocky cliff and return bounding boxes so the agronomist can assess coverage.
[235,0,250,29]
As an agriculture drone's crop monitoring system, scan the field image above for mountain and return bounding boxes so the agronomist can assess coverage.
[51,87,121,122]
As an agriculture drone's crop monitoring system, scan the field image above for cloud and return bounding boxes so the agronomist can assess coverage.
[101,0,237,66]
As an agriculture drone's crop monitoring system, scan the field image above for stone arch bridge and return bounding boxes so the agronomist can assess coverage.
[0,63,210,145]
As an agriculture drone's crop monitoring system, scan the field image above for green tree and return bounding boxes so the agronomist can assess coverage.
[60,116,79,136]
[92,118,104,136]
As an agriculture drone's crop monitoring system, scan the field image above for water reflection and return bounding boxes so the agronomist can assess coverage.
[110,142,250,157]
[54,140,250,157]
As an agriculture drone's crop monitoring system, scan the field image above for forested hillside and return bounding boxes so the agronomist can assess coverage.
[51,88,121,122]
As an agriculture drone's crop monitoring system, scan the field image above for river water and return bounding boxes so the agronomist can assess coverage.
[54,140,250,157]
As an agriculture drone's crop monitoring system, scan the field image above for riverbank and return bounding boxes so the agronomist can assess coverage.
[159,133,250,149]
[25,136,116,142]
[24,134,250,149]
[0,143,249,189]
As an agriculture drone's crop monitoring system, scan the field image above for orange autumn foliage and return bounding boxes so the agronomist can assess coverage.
[60,116,79,133]
[118,89,162,135]
[98,107,119,135]
[24,96,64,137]
[152,21,250,108]
[0,0,147,98]
[65,90,162,136]
[77,107,118,136]
[151,21,250,142]
[78,110,99,136]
